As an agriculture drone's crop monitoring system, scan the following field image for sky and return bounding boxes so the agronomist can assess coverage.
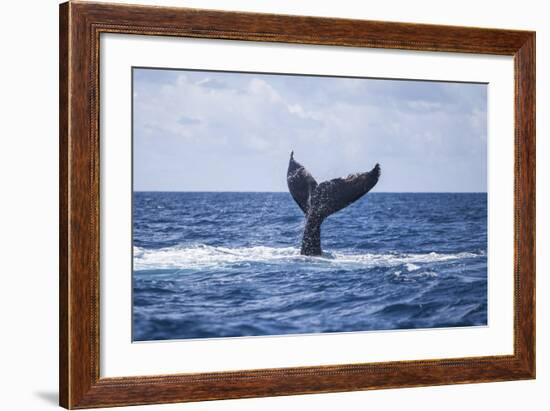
[133,68,487,192]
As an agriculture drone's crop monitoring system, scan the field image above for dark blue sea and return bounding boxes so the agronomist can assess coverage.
[133,192,487,341]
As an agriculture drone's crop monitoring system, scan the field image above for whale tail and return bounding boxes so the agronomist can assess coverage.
[287,152,380,256]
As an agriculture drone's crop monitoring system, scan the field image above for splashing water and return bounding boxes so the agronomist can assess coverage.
[134,244,480,271]
[133,192,487,341]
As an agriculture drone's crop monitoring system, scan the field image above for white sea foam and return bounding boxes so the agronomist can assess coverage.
[133,244,482,271]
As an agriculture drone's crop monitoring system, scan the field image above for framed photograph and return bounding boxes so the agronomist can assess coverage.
[59,1,535,408]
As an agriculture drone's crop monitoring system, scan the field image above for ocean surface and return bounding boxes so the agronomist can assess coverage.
[133,192,487,341]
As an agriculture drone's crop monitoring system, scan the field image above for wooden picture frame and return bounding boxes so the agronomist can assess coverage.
[59,1,535,408]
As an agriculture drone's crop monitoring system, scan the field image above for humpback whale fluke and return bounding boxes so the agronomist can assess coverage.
[287,152,380,256]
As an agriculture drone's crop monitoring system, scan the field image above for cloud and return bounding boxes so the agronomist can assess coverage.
[133,68,486,192]
[177,115,201,126]
[196,78,228,90]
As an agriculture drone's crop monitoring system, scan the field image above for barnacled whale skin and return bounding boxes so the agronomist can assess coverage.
[287,151,381,256]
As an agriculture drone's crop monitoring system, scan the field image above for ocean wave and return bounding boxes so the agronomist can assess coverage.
[133,244,483,271]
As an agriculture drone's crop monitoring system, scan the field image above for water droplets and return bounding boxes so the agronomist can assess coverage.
[133,244,481,272]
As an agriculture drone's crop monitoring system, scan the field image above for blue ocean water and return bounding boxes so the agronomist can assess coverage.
[133,192,487,341]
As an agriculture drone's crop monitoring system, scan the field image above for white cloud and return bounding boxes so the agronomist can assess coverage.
[133,69,486,192]
[248,78,281,103]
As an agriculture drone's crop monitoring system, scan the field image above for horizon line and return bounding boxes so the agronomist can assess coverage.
[133,190,488,194]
